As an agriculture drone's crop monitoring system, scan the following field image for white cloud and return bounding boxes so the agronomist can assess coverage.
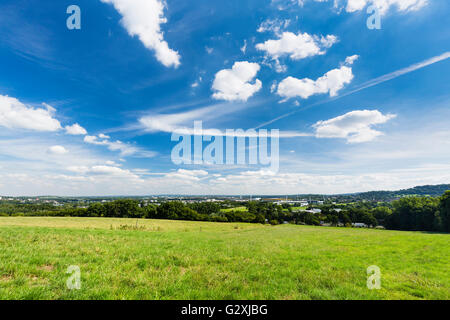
[138,103,310,138]
[0,136,148,195]
[84,135,101,144]
[139,105,221,133]
[345,54,359,65]
[205,165,450,195]
[98,133,110,139]
[240,40,247,54]
[106,160,121,166]
[0,95,61,131]
[0,137,110,171]
[277,61,354,100]
[345,0,428,15]
[67,164,141,179]
[67,166,90,174]
[165,169,208,181]
[212,61,262,102]
[313,110,396,143]
[2,111,450,196]
[306,0,428,15]
[256,52,449,128]
[257,18,291,35]
[270,82,278,93]
[256,31,338,61]
[65,123,87,135]
[47,145,68,155]
[191,76,202,88]
[90,165,139,178]
[84,135,133,155]
[101,0,180,68]
[3,163,450,196]
[84,134,155,157]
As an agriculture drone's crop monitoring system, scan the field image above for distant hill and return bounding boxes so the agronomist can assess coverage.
[337,184,450,202]
[2,184,449,203]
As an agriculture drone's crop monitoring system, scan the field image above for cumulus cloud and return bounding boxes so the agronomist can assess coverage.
[101,0,180,68]
[277,60,355,100]
[47,145,68,155]
[313,110,396,143]
[65,123,87,135]
[212,61,262,102]
[0,95,61,131]
[256,31,338,61]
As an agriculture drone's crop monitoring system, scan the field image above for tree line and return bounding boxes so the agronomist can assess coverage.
[1,191,449,232]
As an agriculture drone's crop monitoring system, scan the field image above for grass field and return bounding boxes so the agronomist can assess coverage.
[220,206,248,212]
[291,206,308,211]
[0,217,448,300]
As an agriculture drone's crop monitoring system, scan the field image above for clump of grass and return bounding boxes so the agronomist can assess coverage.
[117,224,147,231]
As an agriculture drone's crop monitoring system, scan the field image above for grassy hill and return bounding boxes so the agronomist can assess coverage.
[293,184,450,202]
[353,184,450,201]
[0,217,448,300]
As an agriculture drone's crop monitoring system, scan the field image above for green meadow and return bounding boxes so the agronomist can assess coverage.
[291,206,308,211]
[0,217,448,300]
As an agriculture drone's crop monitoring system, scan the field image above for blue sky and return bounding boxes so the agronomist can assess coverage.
[0,0,449,196]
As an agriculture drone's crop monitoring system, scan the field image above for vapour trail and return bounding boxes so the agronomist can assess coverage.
[255,51,450,129]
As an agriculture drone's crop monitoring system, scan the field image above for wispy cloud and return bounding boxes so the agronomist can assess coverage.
[84,134,156,158]
[342,51,450,96]
[138,102,311,138]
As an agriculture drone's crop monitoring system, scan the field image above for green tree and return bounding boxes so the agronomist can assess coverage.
[386,197,439,231]
[438,191,450,232]
[142,204,157,219]
[371,206,392,223]
[87,203,106,217]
